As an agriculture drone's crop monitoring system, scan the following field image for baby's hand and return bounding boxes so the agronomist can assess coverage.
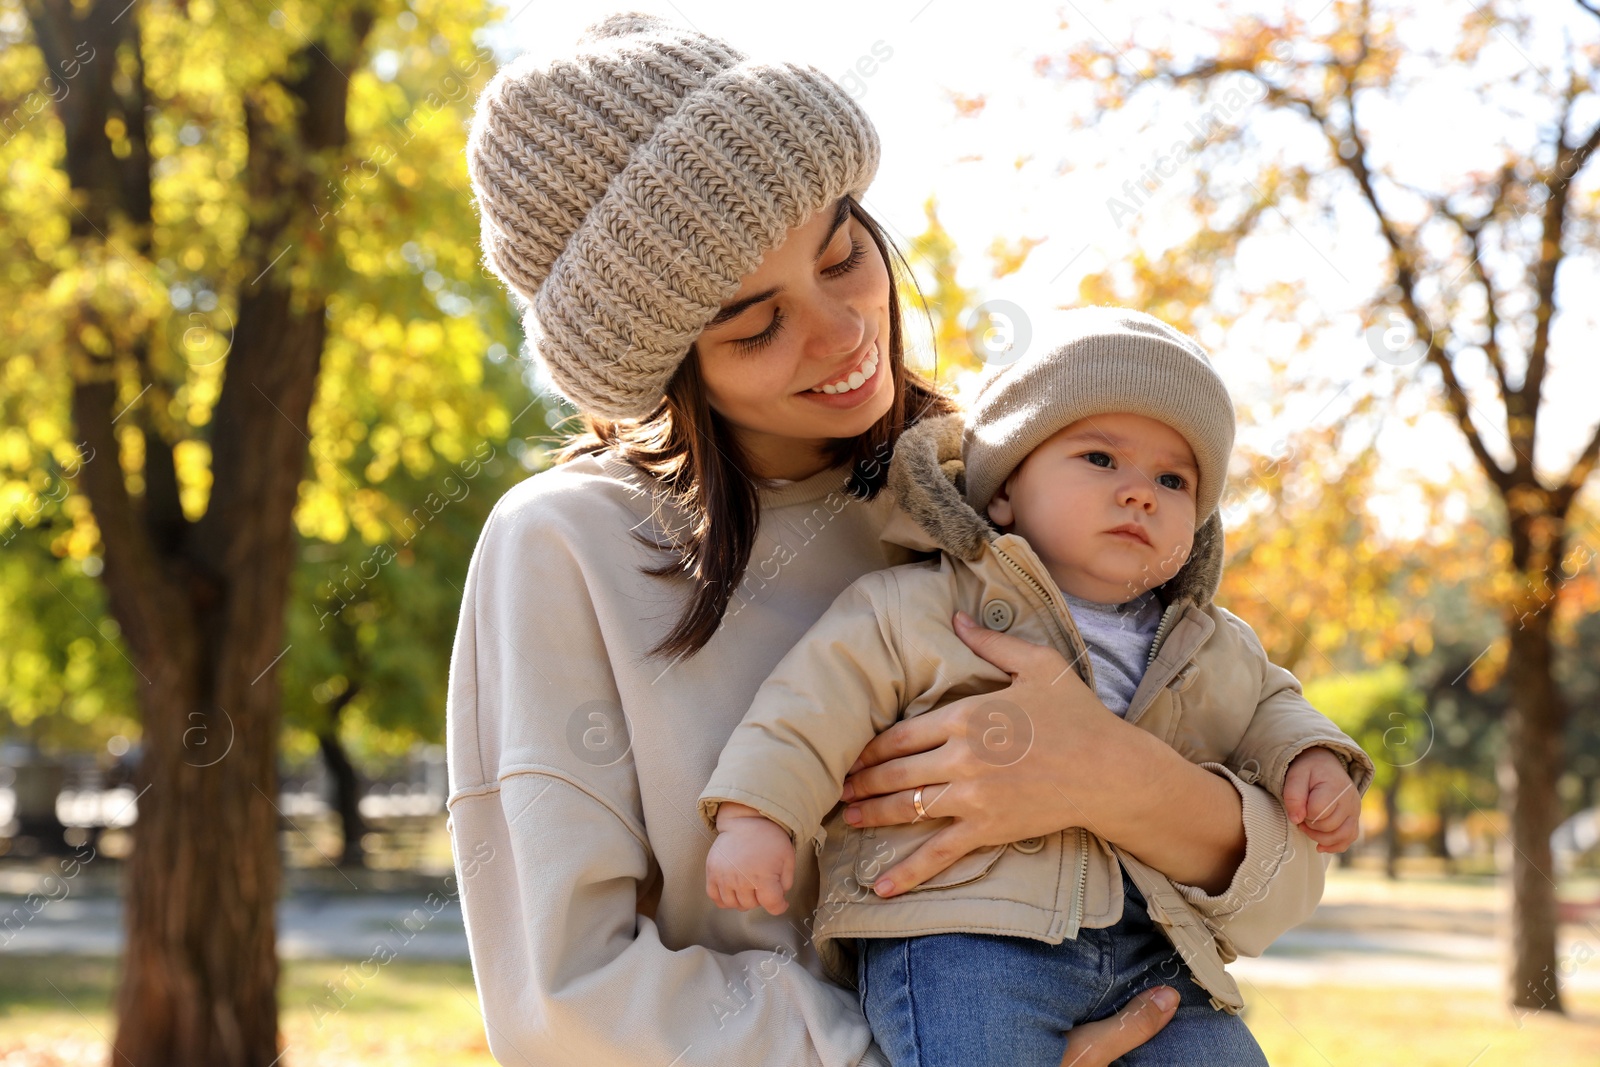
[1283,747,1361,853]
[706,802,796,915]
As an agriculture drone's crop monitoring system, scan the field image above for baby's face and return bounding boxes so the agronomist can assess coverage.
[985,412,1199,605]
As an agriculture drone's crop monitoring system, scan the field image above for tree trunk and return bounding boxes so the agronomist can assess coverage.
[1504,604,1568,1012]
[27,2,371,1061]
[1432,796,1456,876]
[110,586,285,1065]
[1383,767,1403,881]
[105,276,330,1066]
[319,686,366,868]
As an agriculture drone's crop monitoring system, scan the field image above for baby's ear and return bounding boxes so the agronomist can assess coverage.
[986,481,1014,528]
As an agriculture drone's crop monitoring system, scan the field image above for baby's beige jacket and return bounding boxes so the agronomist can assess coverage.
[698,412,1375,1013]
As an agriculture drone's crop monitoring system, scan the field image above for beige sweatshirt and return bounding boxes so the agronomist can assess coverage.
[446,450,912,1067]
[444,443,1339,1065]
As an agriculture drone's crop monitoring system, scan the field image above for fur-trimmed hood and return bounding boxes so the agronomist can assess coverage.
[885,412,1225,609]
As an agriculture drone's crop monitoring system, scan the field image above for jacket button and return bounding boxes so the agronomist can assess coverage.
[1168,663,1198,692]
[1012,836,1044,854]
[981,599,1015,631]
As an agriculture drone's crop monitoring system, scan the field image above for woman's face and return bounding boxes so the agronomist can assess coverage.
[692,197,895,480]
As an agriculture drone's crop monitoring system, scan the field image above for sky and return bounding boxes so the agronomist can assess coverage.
[490,0,1600,538]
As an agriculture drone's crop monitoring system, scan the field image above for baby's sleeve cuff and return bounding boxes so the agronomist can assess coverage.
[1167,761,1292,919]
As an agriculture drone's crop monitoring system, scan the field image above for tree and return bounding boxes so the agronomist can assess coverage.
[1305,663,1428,876]
[900,195,1057,384]
[0,492,138,754]
[1215,415,1424,676]
[1560,604,1600,813]
[904,197,986,376]
[1,0,519,1059]
[279,424,528,866]
[1045,0,1600,1011]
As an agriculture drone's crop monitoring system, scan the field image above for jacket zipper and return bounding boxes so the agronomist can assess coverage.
[1145,600,1184,667]
[1070,826,1090,934]
[995,539,1182,674]
[991,544,1092,687]
[981,542,1229,956]
[992,544,1095,939]
[993,541,1195,719]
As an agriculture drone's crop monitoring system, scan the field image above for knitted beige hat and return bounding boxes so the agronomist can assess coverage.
[963,307,1236,523]
[467,13,881,419]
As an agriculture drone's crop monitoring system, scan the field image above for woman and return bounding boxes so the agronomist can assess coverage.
[449,14,1318,1065]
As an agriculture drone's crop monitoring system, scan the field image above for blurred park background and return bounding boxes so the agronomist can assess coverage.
[3,0,1600,1064]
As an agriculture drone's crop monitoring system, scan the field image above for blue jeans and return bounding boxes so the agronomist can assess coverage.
[855,867,1268,1067]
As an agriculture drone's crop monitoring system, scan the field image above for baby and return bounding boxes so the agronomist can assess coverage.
[697,307,1374,1066]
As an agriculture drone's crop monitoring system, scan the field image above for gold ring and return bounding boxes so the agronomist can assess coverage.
[912,785,928,820]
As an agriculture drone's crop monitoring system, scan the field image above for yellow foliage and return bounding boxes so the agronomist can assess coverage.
[172,439,213,520]
[987,234,1047,279]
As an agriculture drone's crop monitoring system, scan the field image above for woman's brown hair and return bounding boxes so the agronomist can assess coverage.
[554,197,958,660]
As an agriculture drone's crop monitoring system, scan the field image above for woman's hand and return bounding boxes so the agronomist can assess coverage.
[838,611,1117,895]
[1059,986,1179,1066]
[839,611,1248,896]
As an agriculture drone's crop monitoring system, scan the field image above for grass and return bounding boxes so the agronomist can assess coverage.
[5,956,1600,1065]
[0,957,497,1067]
[1240,982,1600,1066]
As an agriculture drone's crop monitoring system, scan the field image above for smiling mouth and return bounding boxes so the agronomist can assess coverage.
[808,343,880,395]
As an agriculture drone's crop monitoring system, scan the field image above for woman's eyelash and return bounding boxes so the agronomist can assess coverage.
[730,241,865,353]
[824,239,866,277]
[733,307,785,353]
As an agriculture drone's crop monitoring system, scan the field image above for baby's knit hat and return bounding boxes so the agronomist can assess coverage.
[466,13,881,419]
[963,307,1236,523]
